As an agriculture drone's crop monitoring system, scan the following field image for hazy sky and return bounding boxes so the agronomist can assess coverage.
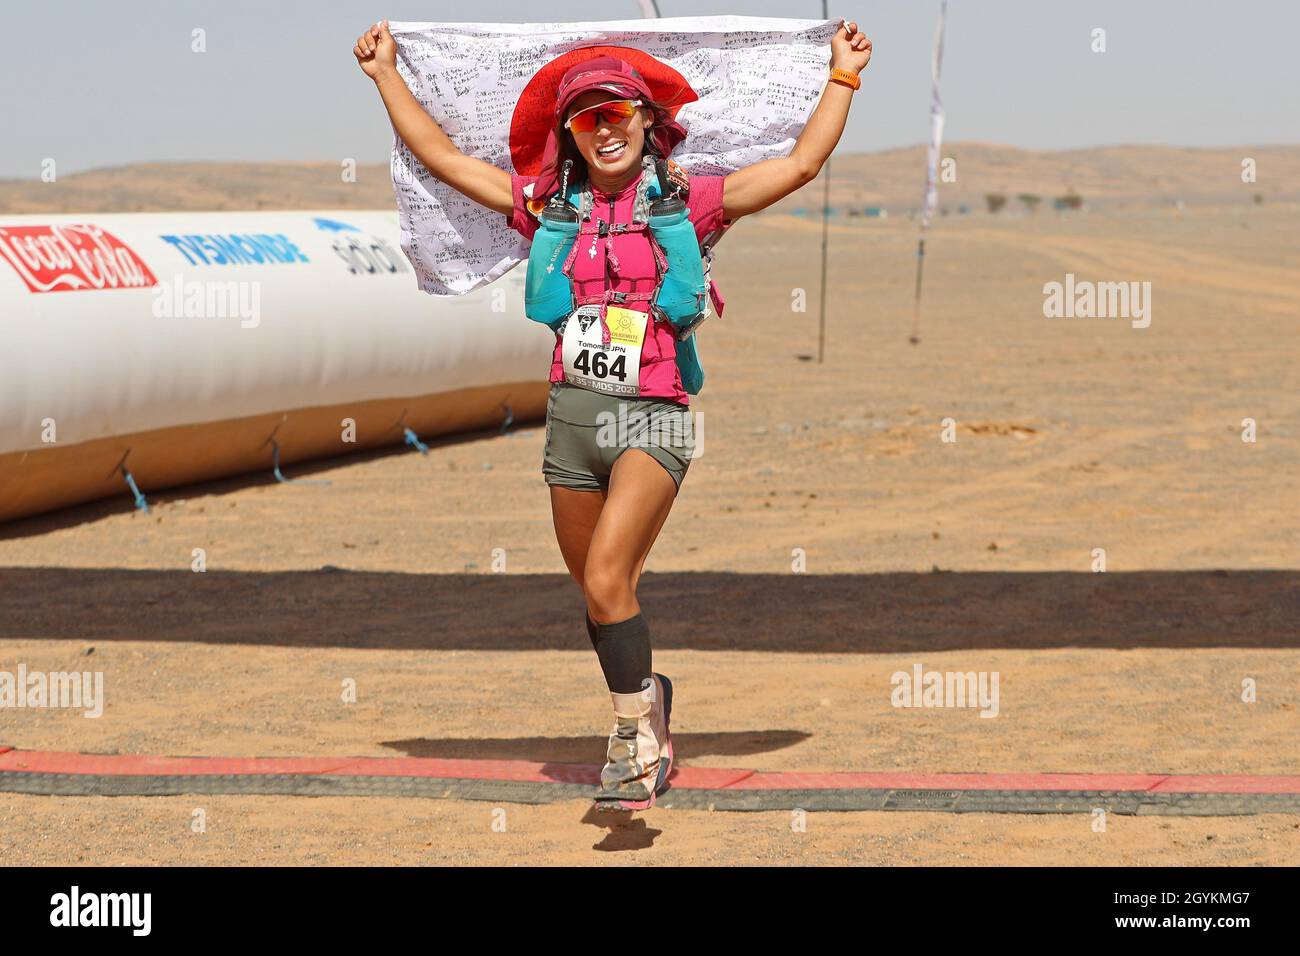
[2,0,1296,178]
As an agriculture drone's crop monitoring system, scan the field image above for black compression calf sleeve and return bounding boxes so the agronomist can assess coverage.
[585,612,598,651]
[592,613,653,695]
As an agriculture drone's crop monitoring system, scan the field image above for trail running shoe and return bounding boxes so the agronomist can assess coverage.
[593,674,672,812]
[650,673,673,796]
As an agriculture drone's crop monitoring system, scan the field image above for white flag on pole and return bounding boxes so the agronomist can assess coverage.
[920,1,948,229]
[388,16,838,295]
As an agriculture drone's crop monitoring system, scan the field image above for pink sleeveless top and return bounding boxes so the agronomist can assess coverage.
[507,168,727,405]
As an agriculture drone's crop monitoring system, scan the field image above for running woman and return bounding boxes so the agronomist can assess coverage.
[355,19,871,811]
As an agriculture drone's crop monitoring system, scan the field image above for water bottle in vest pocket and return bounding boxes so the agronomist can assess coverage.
[524,200,579,330]
[647,195,708,328]
[674,328,705,395]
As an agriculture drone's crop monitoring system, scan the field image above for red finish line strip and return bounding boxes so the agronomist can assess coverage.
[1,749,1297,794]
[728,772,1168,791]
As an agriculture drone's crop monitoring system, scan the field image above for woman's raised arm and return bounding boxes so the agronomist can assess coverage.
[721,20,872,221]
[355,21,514,217]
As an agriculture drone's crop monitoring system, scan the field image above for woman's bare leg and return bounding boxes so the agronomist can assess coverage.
[583,449,678,624]
[575,450,680,811]
[549,485,606,592]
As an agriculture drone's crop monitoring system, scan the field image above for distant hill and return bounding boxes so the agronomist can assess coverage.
[800,143,1300,213]
[2,144,1295,215]
[0,162,398,214]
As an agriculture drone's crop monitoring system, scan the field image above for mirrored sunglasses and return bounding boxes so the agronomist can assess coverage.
[564,99,643,134]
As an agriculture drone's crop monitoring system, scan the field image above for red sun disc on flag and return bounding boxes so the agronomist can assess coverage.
[507,46,698,176]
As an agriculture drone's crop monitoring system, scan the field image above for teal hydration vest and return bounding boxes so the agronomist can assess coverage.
[524,154,713,395]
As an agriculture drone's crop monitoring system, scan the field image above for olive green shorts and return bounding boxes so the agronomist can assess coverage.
[543,382,696,493]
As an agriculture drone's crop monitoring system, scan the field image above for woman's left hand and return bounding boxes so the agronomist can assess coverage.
[831,19,872,74]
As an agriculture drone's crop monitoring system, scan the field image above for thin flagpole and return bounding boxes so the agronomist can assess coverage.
[818,161,831,363]
[910,236,926,345]
[817,0,831,363]
[911,0,948,345]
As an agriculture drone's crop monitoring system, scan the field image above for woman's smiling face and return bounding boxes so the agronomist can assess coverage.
[565,90,652,180]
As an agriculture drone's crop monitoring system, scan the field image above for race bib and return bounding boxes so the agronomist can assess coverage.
[560,305,647,397]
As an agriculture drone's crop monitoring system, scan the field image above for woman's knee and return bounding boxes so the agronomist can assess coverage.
[582,563,635,620]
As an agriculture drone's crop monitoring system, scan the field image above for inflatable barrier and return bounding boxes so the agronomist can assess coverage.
[0,211,551,523]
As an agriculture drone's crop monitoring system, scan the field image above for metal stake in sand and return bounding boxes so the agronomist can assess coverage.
[393,410,429,455]
[261,422,332,486]
[109,451,149,514]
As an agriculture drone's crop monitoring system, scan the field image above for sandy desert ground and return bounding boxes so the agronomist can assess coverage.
[2,150,1298,864]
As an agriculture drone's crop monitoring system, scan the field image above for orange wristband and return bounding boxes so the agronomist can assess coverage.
[829,67,861,90]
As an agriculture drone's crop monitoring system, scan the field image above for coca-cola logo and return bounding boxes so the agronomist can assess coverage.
[0,224,158,293]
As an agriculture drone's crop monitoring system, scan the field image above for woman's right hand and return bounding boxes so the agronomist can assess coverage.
[354,20,397,80]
